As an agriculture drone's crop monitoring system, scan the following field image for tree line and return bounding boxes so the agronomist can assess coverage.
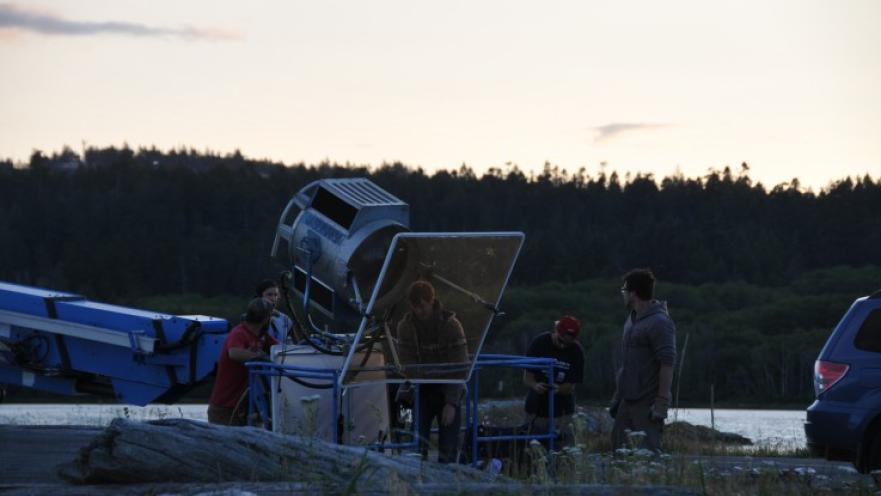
[1,146,878,298]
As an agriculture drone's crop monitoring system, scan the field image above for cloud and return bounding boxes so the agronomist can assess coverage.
[0,3,241,41]
[592,122,670,143]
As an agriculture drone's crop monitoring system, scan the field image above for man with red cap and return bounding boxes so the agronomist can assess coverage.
[523,315,585,444]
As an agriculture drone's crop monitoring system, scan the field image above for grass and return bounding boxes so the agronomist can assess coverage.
[509,442,874,495]
[471,421,872,495]
[467,403,871,494]
[477,401,807,458]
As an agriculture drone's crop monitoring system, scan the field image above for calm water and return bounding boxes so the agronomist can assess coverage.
[0,403,806,449]
[670,408,806,450]
[0,403,210,425]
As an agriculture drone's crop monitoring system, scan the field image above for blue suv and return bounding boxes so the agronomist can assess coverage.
[806,290,881,472]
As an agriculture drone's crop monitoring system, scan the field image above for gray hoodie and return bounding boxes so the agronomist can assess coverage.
[617,300,677,402]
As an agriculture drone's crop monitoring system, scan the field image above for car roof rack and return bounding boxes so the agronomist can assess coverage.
[871,289,881,299]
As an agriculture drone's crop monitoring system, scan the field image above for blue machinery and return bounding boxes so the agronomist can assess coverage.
[0,282,227,405]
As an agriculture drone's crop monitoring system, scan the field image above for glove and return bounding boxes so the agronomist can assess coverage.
[650,396,670,422]
[608,400,620,419]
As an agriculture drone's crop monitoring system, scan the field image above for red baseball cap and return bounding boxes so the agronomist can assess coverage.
[555,315,581,337]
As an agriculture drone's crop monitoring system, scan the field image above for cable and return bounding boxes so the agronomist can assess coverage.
[285,374,334,390]
[279,271,347,356]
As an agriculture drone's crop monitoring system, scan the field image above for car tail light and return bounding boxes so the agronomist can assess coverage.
[814,360,849,396]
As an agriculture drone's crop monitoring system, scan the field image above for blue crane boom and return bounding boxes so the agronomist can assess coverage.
[0,282,228,406]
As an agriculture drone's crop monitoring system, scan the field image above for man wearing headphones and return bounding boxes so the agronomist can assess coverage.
[207,297,278,426]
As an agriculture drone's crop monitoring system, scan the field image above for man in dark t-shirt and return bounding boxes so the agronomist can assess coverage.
[523,315,585,444]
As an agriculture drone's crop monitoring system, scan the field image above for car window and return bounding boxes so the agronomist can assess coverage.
[854,309,881,353]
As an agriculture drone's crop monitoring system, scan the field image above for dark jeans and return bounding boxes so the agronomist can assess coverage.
[417,387,461,463]
[611,395,664,452]
[528,414,575,448]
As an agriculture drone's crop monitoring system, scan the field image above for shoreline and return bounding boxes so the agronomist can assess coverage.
[0,402,808,454]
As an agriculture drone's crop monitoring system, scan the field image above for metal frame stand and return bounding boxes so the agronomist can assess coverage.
[465,354,566,468]
[246,362,340,442]
[246,353,567,467]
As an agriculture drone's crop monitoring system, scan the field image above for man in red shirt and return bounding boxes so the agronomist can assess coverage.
[207,297,278,426]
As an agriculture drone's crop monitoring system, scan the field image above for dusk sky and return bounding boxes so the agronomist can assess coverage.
[1,1,879,190]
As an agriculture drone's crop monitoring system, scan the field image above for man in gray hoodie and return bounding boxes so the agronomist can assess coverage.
[610,268,677,452]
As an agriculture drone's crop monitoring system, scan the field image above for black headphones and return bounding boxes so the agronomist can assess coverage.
[244,297,274,324]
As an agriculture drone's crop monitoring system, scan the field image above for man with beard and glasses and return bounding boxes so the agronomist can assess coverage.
[609,268,677,453]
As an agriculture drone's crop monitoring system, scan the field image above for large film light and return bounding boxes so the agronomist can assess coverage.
[271,178,411,327]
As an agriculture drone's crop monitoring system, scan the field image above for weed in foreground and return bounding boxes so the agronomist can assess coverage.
[466,406,869,494]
